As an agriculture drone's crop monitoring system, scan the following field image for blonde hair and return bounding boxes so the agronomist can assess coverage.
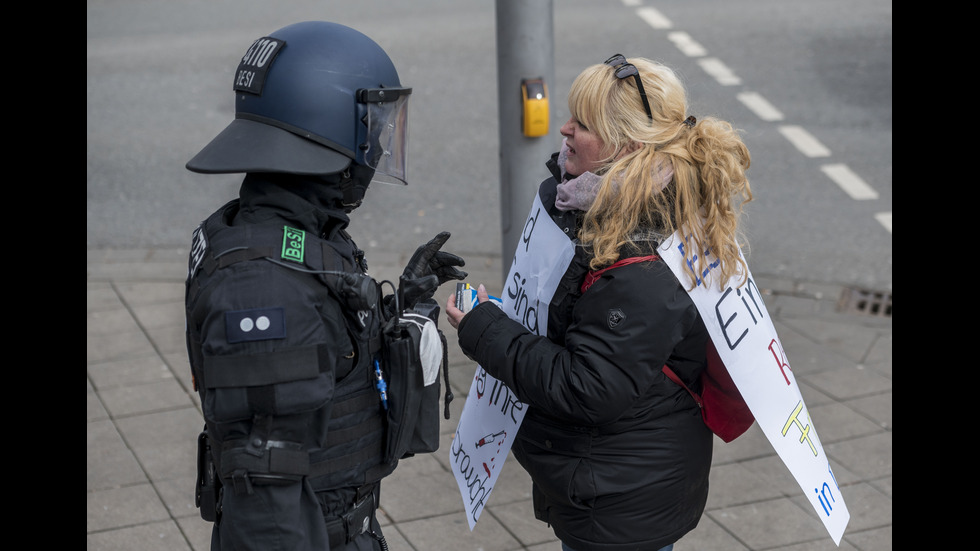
[571,57,753,290]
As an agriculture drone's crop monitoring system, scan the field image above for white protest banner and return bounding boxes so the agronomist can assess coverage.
[658,231,850,545]
[450,191,575,529]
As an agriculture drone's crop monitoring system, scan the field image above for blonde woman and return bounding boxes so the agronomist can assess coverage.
[447,55,752,551]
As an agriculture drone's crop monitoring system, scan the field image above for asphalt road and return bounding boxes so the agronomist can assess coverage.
[87,0,892,292]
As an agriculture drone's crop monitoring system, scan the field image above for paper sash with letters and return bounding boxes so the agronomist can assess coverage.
[657,231,849,545]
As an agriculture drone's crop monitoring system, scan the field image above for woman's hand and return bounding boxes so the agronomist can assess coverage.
[445,284,490,330]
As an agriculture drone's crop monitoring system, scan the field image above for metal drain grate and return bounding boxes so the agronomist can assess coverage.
[837,287,892,317]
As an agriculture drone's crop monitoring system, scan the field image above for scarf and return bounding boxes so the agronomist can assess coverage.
[554,138,675,212]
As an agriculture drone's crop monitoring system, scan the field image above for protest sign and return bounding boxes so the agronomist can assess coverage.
[658,231,850,545]
[450,192,574,529]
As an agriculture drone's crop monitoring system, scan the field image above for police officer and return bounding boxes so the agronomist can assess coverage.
[184,21,466,551]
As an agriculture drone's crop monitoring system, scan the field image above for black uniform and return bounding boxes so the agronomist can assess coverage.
[186,173,395,551]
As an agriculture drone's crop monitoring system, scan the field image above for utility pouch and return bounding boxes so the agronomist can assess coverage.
[380,306,446,463]
[196,429,222,522]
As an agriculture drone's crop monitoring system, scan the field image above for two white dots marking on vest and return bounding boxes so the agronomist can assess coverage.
[240,315,272,332]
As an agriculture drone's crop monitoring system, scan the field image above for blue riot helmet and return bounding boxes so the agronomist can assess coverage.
[186,21,411,187]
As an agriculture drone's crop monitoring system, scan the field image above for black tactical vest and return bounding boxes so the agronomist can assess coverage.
[186,200,396,503]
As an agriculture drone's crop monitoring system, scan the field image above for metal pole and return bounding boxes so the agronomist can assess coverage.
[496,0,555,282]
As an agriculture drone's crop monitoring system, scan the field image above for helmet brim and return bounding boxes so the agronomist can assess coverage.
[186,118,352,175]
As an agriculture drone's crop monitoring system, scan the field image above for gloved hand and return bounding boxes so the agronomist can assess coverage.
[399,232,467,309]
[402,231,467,283]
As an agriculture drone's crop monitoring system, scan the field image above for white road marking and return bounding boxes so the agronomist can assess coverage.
[627,4,888,232]
[874,212,892,233]
[667,32,707,57]
[737,92,784,121]
[636,7,672,29]
[821,163,879,200]
[697,57,742,85]
[778,125,831,157]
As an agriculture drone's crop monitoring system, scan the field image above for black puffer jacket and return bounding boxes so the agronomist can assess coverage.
[456,165,713,551]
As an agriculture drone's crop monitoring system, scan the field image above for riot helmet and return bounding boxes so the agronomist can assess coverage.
[186,21,411,186]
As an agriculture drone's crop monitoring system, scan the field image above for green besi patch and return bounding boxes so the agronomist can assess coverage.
[281,226,305,263]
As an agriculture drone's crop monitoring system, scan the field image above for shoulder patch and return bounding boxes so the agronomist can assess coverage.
[188,224,208,280]
[225,307,286,343]
[281,226,306,263]
[607,308,626,329]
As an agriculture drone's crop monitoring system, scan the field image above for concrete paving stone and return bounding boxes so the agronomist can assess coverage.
[709,497,827,550]
[88,306,139,337]
[381,461,467,522]
[709,423,773,464]
[87,328,159,364]
[128,300,184,332]
[769,319,849,377]
[448,357,480,396]
[675,514,751,550]
[439,394,469,435]
[485,498,558,548]
[432,430,463,471]
[89,382,110,421]
[398,446,451,476]
[147,323,190,356]
[806,401,885,443]
[799,364,892,401]
[765,293,843,322]
[397,509,522,551]
[841,392,891,429]
[843,525,891,551]
[864,333,892,367]
[176,515,214,551]
[868,475,890,499]
[88,354,177,389]
[87,482,170,532]
[99,379,196,417]
[115,407,202,482]
[88,248,166,264]
[778,318,886,365]
[153,476,199,519]
[114,281,185,305]
[705,462,785,509]
[378,524,413,551]
[736,454,807,497]
[87,419,147,491]
[88,281,125,311]
[527,542,562,551]
[866,359,890,381]
[792,481,891,534]
[88,253,188,282]
[162,350,198,393]
[824,431,892,481]
[796,379,835,408]
[766,538,859,551]
[87,519,193,551]
[738,454,859,497]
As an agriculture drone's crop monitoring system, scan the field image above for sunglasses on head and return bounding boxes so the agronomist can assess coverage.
[604,54,653,122]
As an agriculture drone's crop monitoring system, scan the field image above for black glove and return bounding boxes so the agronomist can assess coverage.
[398,232,467,309]
[398,274,440,313]
[402,231,467,283]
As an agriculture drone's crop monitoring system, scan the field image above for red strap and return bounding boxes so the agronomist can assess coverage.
[661,364,702,408]
[580,255,659,293]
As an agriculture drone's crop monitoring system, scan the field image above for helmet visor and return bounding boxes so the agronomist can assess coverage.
[359,87,411,185]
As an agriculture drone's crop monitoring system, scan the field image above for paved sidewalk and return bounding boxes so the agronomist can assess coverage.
[87,247,891,551]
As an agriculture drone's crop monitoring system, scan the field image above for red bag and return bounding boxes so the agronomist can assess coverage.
[583,255,755,442]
